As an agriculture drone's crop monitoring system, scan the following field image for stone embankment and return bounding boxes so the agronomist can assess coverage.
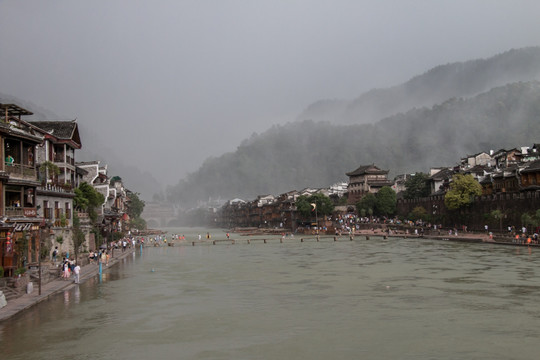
[0,247,136,323]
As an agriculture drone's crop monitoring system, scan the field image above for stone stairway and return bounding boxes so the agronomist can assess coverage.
[1,286,20,301]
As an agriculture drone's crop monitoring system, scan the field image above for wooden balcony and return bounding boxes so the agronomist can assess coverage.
[37,181,74,194]
[5,206,37,217]
[4,163,37,180]
[53,155,75,166]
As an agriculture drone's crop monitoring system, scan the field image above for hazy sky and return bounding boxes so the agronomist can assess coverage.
[1,0,540,189]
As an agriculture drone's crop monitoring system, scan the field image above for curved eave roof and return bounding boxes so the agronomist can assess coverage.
[29,121,82,149]
[346,164,388,176]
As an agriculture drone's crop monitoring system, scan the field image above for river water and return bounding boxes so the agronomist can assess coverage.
[1,227,540,360]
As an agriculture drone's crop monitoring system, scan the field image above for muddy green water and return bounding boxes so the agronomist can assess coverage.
[1,227,539,360]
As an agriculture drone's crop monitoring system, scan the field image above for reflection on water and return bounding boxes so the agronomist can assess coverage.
[1,227,540,360]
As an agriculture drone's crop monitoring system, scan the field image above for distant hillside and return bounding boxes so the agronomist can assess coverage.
[167,81,540,206]
[299,47,540,124]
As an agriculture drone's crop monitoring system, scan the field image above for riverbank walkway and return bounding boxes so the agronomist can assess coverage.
[0,247,135,323]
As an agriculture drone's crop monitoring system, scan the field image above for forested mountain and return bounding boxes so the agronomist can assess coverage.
[299,47,540,124]
[167,81,540,206]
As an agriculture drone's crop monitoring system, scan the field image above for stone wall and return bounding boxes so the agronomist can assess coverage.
[397,191,540,232]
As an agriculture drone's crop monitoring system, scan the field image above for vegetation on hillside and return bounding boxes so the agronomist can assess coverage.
[167,81,540,207]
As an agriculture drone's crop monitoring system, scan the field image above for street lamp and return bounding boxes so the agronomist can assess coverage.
[37,230,42,295]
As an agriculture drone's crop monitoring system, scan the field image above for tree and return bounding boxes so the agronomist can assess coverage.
[39,161,60,183]
[295,195,311,218]
[75,182,105,223]
[126,192,146,230]
[296,194,334,218]
[409,206,428,221]
[490,209,505,234]
[403,173,431,199]
[534,209,540,230]
[73,188,89,210]
[72,213,86,263]
[127,192,145,219]
[521,213,533,233]
[444,174,482,211]
[356,192,377,215]
[309,193,334,216]
[375,186,396,216]
[130,216,147,230]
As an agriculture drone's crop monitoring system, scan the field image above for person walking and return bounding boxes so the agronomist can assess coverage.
[52,246,58,263]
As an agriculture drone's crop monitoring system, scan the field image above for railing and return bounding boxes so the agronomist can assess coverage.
[4,163,37,179]
[52,155,75,166]
[37,182,74,194]
[5,206,37,217]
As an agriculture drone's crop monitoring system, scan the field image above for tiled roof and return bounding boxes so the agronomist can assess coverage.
[429,168,454,180]
[346,164,387,176]
[521,159,540,173]
[29,121,77,139]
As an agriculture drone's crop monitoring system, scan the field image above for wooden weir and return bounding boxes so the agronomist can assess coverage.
[188,235,356,246]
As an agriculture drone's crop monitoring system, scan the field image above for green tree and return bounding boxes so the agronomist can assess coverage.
[444,174,482,211]
[403,173,431,199]
[409,206,428,221]
[296,194,334,218]
[72,213,86,263]
[355,192,377,215]
[295,195,311,218]
[130,216,147,230]
[534,209,540,229]
[309,193,334,216]
[521,213,533,232]
[127,192,145,219]
[73,188,89,210]
[39,161,60,182]
[375,186,396,216]
[76,182,105,223]
[490,209,505,234]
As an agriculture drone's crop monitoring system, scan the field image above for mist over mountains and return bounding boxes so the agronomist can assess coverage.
[3,47,540,207]
[299,47,540,124]
[167,47,540,206]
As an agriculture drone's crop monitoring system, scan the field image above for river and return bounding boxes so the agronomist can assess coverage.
[1,227,539,360]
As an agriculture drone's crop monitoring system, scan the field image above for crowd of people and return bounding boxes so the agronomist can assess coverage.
[60,257,80,283]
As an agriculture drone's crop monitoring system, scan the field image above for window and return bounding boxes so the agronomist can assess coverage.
[65,202,72,219]
[6,186,22,207]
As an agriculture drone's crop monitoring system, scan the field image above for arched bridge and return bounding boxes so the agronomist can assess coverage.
[142,202,178,228]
